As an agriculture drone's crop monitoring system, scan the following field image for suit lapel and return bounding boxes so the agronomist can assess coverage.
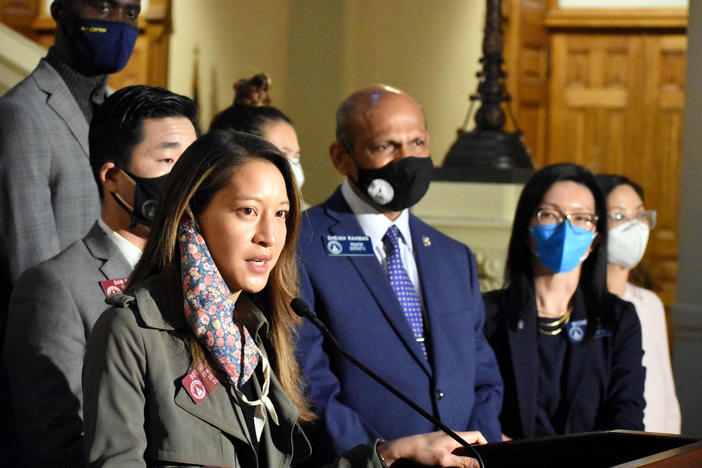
[410,219,447,371]
[83,222,133,283]
[507,301,538,438]
[324,192,431,375]
[562,290,590,433]
[34,59,90,158]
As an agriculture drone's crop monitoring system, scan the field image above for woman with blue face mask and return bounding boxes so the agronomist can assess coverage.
[596,174,681,434]
[482,163,645,440]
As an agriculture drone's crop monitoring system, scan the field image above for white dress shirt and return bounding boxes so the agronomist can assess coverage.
[340,180,423,304]
[98,217,143,268]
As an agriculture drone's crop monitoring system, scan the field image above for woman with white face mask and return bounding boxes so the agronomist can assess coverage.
[210,74,308,208]
[596,174,681,434]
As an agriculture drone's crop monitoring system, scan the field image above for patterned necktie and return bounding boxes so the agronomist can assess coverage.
[382,225,427,357]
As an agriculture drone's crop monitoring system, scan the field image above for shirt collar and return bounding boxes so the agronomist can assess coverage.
[340,179,413,253]
[98,217,143,268]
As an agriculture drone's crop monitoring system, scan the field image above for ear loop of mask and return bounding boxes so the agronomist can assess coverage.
[110,168,138,228]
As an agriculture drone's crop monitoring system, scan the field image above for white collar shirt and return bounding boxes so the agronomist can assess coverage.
[340,180,423,303]
[98,217,143,269]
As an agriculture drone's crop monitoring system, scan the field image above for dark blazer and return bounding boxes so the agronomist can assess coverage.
[296,188,503,456]
[483,288,645,439]
[83,280,386,468]
[3,222,132,465]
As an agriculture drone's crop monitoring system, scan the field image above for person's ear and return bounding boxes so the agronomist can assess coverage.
[50,0,66,22]
[100,161,120,193]
[329,140,354,177]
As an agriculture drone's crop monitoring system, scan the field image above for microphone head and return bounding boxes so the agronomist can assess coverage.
[290,298,312,319]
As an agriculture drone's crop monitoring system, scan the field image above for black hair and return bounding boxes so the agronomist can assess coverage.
[88,85,199,198]
[503,163,613,338]
[208,104,292,135]
[595,174,644,200]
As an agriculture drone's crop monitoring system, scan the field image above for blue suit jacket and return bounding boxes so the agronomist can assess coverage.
[295,188,503,456]
[483,288,645,439]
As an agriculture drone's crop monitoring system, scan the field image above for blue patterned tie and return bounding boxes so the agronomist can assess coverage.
[382,225,427,357]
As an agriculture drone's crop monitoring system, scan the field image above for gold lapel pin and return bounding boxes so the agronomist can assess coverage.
[422,236,431,247]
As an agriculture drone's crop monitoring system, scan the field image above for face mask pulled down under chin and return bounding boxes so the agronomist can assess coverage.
[607,220,650,269]
[66,16,138,75]
[111,168,169,229]
[352,156,434,211]
[530,221,596,274]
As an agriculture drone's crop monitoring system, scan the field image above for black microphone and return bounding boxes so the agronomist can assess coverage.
[290,297,485,468]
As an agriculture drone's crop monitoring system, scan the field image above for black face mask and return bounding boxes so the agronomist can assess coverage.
[351,156,434,211]
[111,168,168,228]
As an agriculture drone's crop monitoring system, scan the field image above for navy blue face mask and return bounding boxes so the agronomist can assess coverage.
[530,221,596,273]
[68,17,138,75]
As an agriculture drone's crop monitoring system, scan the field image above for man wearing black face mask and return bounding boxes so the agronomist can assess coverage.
[3,85,197,465]
[0,0,141,458]
[295,85,503,464]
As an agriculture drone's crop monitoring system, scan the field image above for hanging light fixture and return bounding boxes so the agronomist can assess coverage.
[435,0,533,183]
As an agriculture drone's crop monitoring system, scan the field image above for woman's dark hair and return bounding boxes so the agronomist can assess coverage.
[209,73,292,135]
[503,163,613,338]
[127,129,312,421]
[595,174,644,200]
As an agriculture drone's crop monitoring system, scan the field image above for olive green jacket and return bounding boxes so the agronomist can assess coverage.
[82,277,384,468]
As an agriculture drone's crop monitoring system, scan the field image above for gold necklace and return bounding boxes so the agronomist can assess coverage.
[538,307,572,335]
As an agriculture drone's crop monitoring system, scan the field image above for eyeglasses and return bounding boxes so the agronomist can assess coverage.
[535,207,598,232]
[608,210,657,229]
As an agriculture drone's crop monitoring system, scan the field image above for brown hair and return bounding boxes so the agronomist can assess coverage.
[127,129,313,421]
[233,73,271,107]
[210,73,292,136]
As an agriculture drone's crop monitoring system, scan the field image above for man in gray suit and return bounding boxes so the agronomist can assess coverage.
[0,0,141,303]
[0,4,141,452]
[3,85,198,465]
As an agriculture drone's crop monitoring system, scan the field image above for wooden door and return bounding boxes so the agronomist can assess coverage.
[503,0,550,165]
[544,10,687,308]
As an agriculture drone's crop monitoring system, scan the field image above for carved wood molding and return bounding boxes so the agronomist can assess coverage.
[545,8,687,30]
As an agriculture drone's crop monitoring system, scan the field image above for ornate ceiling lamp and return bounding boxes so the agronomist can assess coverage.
[434,0,533,182]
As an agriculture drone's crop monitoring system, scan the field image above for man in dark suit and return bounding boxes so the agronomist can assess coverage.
[2,85,197,465]
[295,85,503,462]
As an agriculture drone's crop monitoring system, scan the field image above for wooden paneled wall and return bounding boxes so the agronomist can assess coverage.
[503,2,687,310]
[545,9,687,308]
[503,0,550,165]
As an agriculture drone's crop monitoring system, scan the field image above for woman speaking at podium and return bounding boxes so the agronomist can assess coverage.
[483,163,645,440]
[81,130,485,467]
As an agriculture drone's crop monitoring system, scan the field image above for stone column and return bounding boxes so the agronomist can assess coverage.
[672,0,702,438]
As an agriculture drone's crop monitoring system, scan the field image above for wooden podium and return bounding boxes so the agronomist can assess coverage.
[395,431,700,467]
[471,431,700,467]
